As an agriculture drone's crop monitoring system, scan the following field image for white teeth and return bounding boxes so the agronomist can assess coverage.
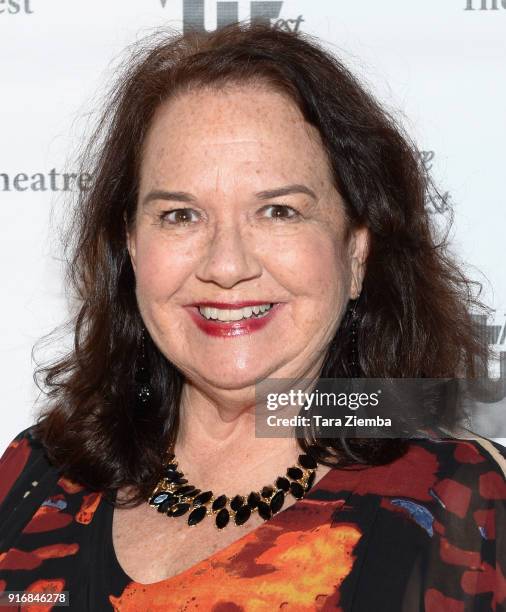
[240,307,253,319]
[198,303,274,322]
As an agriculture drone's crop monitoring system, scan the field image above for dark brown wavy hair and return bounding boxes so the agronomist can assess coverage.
[33,22,492,504]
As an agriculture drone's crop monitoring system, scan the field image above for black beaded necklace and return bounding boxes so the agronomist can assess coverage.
[148,450,319,529]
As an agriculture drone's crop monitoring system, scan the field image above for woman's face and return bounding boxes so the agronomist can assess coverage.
[127,84,369,394]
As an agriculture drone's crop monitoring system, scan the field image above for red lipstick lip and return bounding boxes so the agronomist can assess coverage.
[185,302,284,337]
[188,301,276,310]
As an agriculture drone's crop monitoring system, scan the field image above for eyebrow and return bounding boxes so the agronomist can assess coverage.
[142,184,317,207]
[255,184,317,201]
[142,190,197,206]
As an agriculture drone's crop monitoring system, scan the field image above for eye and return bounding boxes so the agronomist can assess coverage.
[159,208,200,225]
[261,204,300,221]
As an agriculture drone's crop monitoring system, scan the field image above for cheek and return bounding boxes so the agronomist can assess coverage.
[269,229,350,303]
[133,233,195,300]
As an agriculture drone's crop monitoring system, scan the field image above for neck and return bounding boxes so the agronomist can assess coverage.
[173,382,308,494]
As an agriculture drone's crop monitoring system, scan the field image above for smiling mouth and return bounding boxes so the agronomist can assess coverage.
[197,303,275,323]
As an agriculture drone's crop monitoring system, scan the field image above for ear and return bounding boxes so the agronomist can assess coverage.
[348,226,370,299]
[124,212,137,274]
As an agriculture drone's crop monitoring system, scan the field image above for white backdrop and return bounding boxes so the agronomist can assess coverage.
[1,0,505,452]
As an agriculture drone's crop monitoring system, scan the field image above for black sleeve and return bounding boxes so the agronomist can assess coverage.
[0,428,62,553]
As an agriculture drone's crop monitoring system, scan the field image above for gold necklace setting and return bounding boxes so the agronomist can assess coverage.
[148,452,319,529]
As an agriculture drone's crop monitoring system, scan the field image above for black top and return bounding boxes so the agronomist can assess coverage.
[0,428,505,611]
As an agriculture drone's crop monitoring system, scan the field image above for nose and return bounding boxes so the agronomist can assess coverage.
[195,220,262,288]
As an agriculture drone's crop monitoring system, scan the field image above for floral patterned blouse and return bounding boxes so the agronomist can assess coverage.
[0,428,505,611]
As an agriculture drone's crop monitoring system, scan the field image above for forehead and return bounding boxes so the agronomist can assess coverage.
[139,84,334,189]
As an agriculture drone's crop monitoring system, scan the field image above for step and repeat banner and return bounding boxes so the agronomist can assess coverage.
[1,0,505,450]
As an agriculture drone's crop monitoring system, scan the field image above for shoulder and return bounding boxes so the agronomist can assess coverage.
[411,435,505,476]
[408,436,506,509]
[365,436,506,513]
[0,426,51,508]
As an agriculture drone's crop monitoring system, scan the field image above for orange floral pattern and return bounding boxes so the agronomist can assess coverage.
[110,515,361,610]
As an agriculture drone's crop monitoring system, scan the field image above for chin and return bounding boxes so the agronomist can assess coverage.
[195,367,274,392]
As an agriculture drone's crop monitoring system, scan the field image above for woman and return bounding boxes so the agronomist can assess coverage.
[0,23,505,611]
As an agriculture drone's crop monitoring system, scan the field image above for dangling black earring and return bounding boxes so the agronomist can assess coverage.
[347,298,361,378]
[135,328,153,409]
